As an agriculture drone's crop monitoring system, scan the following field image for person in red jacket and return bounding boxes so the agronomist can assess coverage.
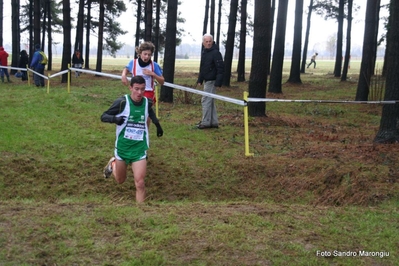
[0,46,10,82]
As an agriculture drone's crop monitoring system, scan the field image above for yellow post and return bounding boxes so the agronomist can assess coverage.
[47,74,50,94]
[27,66,31,86]
[155,83,159,118]
[244,91,254,157]
[68,64,71,93]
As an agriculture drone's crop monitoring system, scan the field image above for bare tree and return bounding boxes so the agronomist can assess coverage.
[84,0,92,69]
[135,0,142,58]
[269,0,289,93]
[74,0,85,53]
[61,0,71,83]
[0,0,3,45]
[374,0,399,143]
[341,0,353,81]
[154,0,161,62]
[287,0,304,84]
[248,0,271,117]
[210,0,215,36]
[333,0,344,77]
[11,0,20,74]
[160,0,178,102]
[202,0,210,35]
[300,0,314,73]
[216,0,222,46]
[355,0,381,101]
[144,0,152,41]
[222,0,239,87]
[237,0,247,82]
[34,0,41,48]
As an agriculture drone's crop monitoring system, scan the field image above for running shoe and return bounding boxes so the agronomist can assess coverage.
[103,157,115,178]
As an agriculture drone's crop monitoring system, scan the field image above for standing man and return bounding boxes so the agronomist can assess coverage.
[30,44,46,87]
[196,34,224,129]
[0,46,11,82]
[307,53,318,69]
[101,76,163,203]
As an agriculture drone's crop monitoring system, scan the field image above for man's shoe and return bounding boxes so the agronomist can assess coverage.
[103,157,115,178]
[197,124,211,129]
[211,125,219,128]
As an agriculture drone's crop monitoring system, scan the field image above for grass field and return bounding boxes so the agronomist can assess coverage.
[0,59,398,265]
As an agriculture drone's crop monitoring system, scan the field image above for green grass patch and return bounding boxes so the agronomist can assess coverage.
[0,60,398,265]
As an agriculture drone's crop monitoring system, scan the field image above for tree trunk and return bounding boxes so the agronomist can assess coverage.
[95,0,105,74]
[374,0,399,143]
[333,0,344,77]
[144,0,153,42]
[216,0,222,46]
[355,0,380,101]
[47,0,52,71]
[11,0,20,74]
[222,0,239,87]
[287,0,303,84]
[202,0,210,35]
[269,0,288,93]
[160,0,178,103]
[61,0,71,83]
[29,1,34,61]
[154,0,160,62]
[210,0,215,37]
[267,0,276,76]
[85,0,91,69]
[341,0,353,82]
[34,0,41,48]
[0,0,3,46]
[135,0,142,58]
[74,0,85,53]
[300,0,313,74]
[237,0,247,82]
[248,0,271,117]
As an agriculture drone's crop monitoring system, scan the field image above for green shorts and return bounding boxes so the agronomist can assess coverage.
[114,148,147,164]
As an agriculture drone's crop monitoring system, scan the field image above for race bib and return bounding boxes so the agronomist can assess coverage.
[124,122,145,141]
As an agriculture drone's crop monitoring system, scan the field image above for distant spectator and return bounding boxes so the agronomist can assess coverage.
[0,46,11,82]
[30,44,46,87]
[72,49,84,77]
[18,50,29,81]
[307,53,318,69]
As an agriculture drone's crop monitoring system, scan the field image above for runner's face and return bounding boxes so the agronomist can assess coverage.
[140,50,152,62]
[203,37,213,49]
[130,83,145,102]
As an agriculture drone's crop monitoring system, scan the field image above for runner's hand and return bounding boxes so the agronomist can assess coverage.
[155,123,163,137]
[113,116,126,125]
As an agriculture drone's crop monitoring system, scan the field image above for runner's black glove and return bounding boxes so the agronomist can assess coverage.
[155,123,163,137]
[113,116,126,125]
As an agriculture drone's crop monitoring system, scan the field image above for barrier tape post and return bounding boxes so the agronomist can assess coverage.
[155,83,159,118]
[47,74,50,94]
[244,91,254,157]
[68,64,71,93]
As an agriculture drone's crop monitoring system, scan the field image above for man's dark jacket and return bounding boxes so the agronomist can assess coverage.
[197,43,224,87]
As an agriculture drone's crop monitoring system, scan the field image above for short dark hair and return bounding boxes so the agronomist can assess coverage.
[130,75,146,86]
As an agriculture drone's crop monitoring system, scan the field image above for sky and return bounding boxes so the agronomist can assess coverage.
[1,0,390,53]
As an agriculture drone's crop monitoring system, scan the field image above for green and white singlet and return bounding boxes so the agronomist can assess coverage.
[114,95,149,161]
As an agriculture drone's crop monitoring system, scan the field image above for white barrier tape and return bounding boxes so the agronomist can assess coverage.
[247,97,399,105]
[69,67,121,79]
[0,66,27,72]
[27,68,48,80]
[49,69,69,78]
[163,81,246,106]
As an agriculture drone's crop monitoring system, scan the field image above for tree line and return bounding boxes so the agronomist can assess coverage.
[1,0,398,142]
